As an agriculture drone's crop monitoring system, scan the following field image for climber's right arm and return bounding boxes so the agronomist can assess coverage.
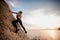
[9,10,17,14]
[12,12,17,14]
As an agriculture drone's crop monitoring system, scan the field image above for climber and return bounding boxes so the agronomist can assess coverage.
[12,11,27,33]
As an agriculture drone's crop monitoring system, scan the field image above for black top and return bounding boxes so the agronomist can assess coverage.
[17,16,20,21]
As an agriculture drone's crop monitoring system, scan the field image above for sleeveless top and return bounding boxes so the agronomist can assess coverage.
[17,16,21,22]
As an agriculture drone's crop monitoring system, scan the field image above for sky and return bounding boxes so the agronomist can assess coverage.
[5,0,60,30]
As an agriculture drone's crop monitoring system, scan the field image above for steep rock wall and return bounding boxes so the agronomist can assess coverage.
[0,0,30,40]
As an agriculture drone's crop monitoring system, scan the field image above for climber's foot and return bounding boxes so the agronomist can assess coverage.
[25,31,27,34]
[15,29,19,33]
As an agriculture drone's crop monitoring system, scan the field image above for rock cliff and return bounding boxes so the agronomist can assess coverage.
[0,0,30,40]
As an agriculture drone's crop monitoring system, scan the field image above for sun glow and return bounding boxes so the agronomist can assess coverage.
[48,30,55,38]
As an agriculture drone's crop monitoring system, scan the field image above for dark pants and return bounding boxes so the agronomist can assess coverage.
[12,20,27,33]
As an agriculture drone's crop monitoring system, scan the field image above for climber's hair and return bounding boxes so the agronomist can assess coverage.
[19,11,22,14]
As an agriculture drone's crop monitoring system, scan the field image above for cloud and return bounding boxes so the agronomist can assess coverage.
[5,0,19,7]
[23,7,60,29]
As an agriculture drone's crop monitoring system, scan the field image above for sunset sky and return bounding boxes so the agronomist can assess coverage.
[5,0,60,29]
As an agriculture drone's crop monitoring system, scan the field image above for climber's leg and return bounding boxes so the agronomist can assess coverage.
[12,20,17,29]
[12,20,19,33]
[19,20,27,33]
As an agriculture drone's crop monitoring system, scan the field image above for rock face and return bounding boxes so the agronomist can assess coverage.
[0,0,30,40]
